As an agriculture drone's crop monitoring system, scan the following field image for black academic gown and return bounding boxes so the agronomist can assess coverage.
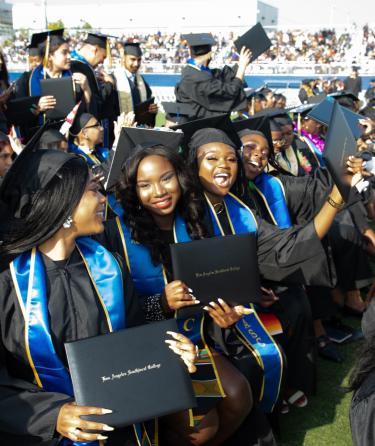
[12,70,84,143]
[0,248,143,445]
[70,59,111,121]
[175,64,247,120]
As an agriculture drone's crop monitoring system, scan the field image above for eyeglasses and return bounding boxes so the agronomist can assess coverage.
[84,122,102,130]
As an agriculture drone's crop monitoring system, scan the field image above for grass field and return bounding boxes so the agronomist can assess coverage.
[278,318,362,446]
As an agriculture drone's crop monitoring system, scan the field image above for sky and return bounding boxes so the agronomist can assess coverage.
[7,0,375,30]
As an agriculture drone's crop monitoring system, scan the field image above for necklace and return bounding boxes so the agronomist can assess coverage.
[213,202,224,215]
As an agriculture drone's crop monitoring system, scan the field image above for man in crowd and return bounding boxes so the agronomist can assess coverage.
[112,41,157,116]
[344,66,362,98]
[175,33,251,119]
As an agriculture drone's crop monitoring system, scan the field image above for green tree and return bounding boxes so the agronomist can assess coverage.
[81,21,93,30]
[48,20,64,31]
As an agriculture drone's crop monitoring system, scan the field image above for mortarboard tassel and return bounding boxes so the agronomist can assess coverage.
[297,112,301,138]
[106,38,112,69]
[59,101,82,137]
[43,35,50,68]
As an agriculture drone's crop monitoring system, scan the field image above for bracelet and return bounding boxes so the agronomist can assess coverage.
[327,196,344,210]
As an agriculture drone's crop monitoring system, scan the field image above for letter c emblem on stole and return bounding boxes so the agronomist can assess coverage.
[183,318,195,332]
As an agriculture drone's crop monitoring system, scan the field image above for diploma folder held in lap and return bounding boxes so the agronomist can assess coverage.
[171,233,262,305]
[65,319,196,427]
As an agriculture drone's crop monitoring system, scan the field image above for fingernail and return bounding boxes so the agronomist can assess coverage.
[203,306,210,311]
[102,409,113,414]
[98,435,109,440]
[165,339,176,345]
[209,301,216,306]
[194,300,200,304]
[166,331,176,336]
[103,425,114,431]
[188,288,193,292]
[218,298,225,305]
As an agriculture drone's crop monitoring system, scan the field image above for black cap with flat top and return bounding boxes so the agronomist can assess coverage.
[123,41,143,57]
[323,100,358,202]
[307,97,364,139]
[182,33,216,56]
[28,29,65,49]
[162,102,195,124]
[232,116,273,153]
[234,22,272,62]
[84,32,109,49]
[105,127,183,190]
[171,114,242,156]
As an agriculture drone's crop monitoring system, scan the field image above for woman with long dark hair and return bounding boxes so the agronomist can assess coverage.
[13,30,91,141]
[0,49,11,134]
[0,147,196,445]
[99,137,257,446]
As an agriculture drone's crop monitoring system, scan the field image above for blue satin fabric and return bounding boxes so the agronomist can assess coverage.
[187,58,212,75]
[117,214,191,297]
[11,237,126,446]
[236,313,283,413]
[206,192,283,412]
[207,192,258,236]
[253,172,292,229]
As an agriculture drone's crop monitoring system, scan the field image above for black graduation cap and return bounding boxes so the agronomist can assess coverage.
[0,131,10,144]
[329,91,359,102]
[0,122,79,218]
[232,116,273,153]
[288,103,317,117]
[323,100,358,202]
[171,114,242,156]
[28,28,65,50]
[39,126,67,147]
[182,33,216,56]
[105,128,184,191]
[234,23,272,62]
[84,32,109,49]
[307,97,363,139]
[123,41,143,57]
[162,102,195,124]
[69,109,94,138]
[307,94,326,104]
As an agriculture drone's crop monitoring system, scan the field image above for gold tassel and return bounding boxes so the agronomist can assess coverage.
[43,34,50,68]
[106,38,112,69]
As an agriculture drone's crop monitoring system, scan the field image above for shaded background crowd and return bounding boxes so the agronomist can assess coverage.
[2,24,375,70]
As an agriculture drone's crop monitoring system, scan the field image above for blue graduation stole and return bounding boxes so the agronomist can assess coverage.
[187,58,212,75]
[70,51,109,151]
[252,172,292,229]
[10,237,126,446]
[206,192,284,412]
[29,64,72,125]
[68,142,108,166]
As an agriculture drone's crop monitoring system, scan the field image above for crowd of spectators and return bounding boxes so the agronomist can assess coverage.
[1,24,375,70]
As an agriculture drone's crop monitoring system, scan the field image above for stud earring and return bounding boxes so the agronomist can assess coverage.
[63,216,73,229]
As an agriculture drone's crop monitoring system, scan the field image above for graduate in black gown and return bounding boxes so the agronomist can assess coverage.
[13,30,91,142]
[0,146,196,445]
[349,285,375,446]
[234,122,372,362]
[175,33,250,120]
